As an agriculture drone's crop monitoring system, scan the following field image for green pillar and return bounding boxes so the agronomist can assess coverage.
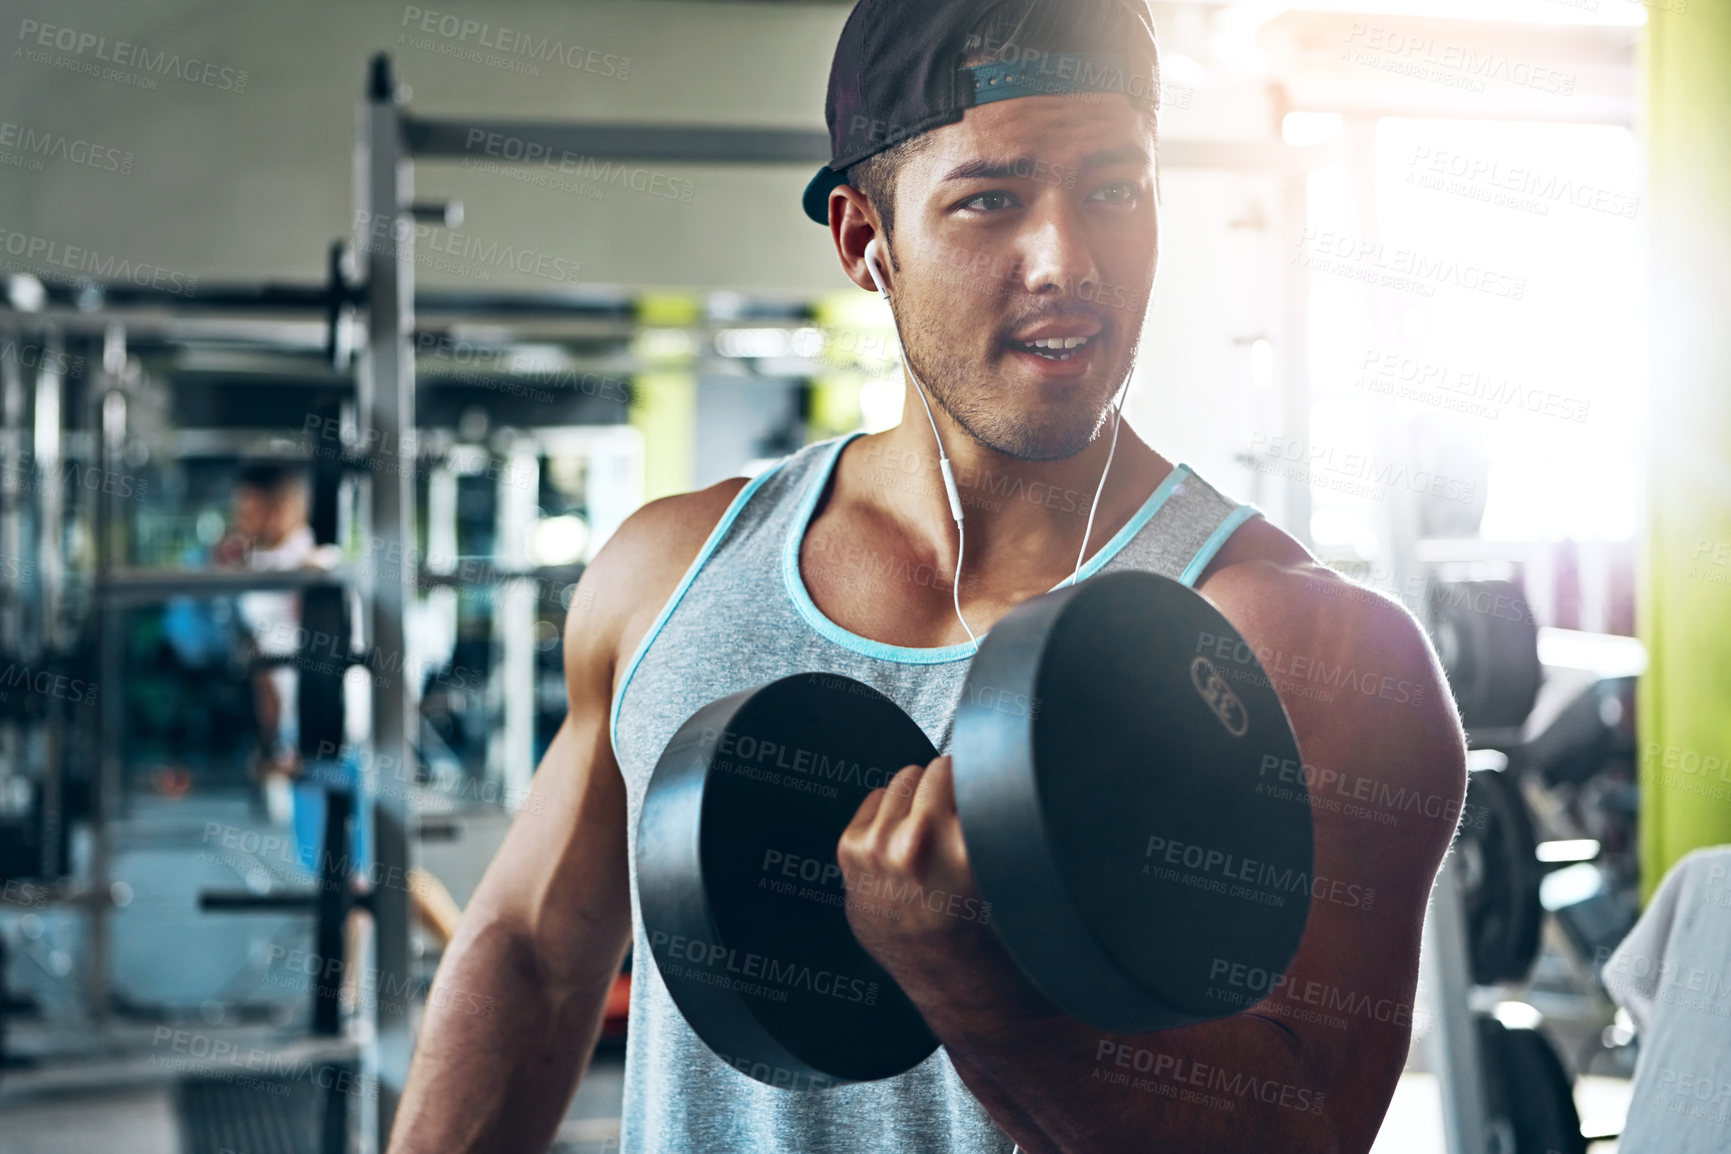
[809,289,899,442]
[631,293,701,503]
[630,370,697,502]
[1636,0,1731,901]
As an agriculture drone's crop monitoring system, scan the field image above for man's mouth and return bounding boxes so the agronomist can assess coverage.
[1009,335,1096,362]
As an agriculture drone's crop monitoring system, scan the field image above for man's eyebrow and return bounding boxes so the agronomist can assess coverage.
[938,147,1152,182]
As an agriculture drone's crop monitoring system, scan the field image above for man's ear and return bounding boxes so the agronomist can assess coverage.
[830,185,884,295]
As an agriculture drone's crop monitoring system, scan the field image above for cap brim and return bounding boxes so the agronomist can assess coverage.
[802,165,849,226]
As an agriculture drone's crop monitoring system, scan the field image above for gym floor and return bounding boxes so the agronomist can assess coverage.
[0,1051,628,1154]
[0,1058,1632,1153]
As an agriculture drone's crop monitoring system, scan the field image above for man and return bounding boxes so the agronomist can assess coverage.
[222,462,465,947]
[222,462,318,782]
[389,0,1468,1151]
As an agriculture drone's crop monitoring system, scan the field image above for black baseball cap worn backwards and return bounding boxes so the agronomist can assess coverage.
[803,0,1162,225]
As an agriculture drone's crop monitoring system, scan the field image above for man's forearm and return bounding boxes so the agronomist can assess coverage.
[916,955,1341,1154]
[388,915,620,1154]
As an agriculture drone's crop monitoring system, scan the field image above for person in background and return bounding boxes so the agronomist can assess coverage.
[217,463,463,958]
[219,463,317,782]
[1602,845,1731,1154]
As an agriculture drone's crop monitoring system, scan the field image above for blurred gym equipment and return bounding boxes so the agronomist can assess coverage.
[1389,567,1643,1154]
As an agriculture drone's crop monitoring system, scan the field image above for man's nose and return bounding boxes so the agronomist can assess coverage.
[1017,206,1101,300]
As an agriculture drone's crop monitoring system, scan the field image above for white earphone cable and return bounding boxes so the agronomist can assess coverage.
[908,370,980,652]
[1067,373,1130,587]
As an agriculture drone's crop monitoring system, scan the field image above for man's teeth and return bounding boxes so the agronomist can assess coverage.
[1017,336,1092,360]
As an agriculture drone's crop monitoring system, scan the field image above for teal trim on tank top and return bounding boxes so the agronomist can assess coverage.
[608,457,792,755]
[1178,501,1263,587]
[780,430,1198,665]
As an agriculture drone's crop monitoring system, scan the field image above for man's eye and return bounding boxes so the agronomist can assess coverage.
[960,190,1020,212]
[1088,182,1140,206]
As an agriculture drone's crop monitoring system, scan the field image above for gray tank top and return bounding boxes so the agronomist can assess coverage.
[611,430,1260,1153]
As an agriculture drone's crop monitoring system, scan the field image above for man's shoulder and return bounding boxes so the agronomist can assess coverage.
[590,439,833,602]
[565,441,832,690]
[1195,516,1464,772]
[571,475,754,656]
[1197,517,1418,659]
[1195,510,1310,579]
[614,476,755,569]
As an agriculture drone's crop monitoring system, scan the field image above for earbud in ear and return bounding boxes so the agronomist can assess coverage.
[862,237,889,297]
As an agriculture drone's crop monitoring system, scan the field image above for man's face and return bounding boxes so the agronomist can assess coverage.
[231,483,307,547]
[882,94,1158,461]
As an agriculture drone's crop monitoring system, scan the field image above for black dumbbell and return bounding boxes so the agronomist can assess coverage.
[637,570,1314,1086]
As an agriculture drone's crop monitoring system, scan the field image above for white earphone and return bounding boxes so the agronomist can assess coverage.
[861,235,1129,654]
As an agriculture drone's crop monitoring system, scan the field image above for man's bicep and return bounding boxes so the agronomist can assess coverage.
[1241,828,1429,1147]
[1221,738,1458,1149]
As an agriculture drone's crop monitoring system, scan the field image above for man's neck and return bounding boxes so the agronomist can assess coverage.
[839,411,1173,589]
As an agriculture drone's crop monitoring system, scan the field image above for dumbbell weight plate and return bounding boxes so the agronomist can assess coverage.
[954,570,1314,1033]
[637,673,940,1086]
